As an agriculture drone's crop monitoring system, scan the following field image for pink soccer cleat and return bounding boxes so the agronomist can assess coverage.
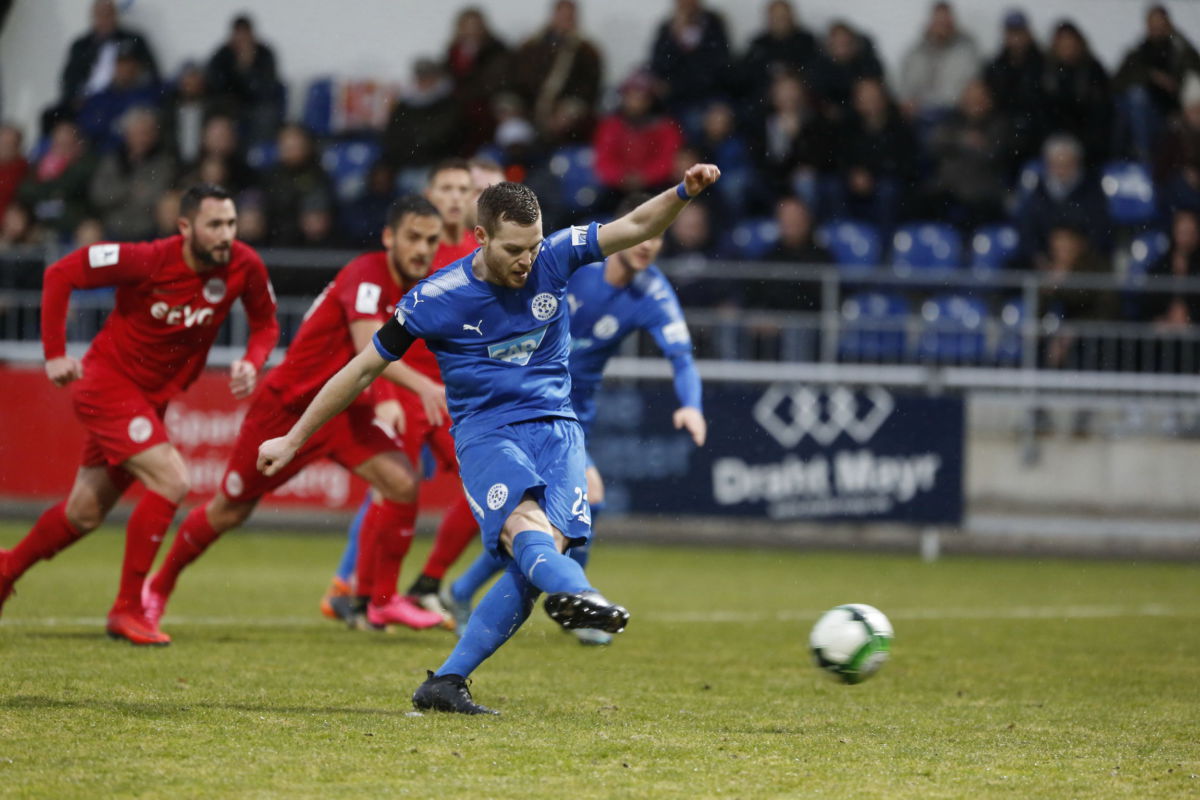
[366,595,445,630]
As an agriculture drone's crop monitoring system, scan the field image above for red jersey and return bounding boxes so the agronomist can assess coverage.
[265,251,412,411]
[41,237,279,404]
[401,229,477,381]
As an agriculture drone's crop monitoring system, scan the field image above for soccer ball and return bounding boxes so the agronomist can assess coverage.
[809,604,894,684]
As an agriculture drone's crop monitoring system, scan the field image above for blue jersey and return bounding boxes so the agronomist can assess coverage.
[381,221,605,446]
[566,262,701,429]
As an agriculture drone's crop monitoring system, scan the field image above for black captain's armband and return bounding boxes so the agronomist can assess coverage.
[372,314,417,362]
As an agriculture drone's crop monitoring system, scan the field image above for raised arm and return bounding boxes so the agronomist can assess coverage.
[596,163,720,257]
[348,319,447,426]
[258,317,417,475]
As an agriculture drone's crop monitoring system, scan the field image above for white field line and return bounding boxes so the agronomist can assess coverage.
[0,604,1196,628]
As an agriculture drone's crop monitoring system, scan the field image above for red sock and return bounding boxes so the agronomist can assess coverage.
[113,491,178,612]
[6,501,84,578]
[149,504,220,598]
[362,500,417,607]
[355,508,380,602]
[421,496,479,580]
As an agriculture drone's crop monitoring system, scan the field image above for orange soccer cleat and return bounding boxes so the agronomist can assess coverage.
[106,606,171,646]
[319,576,353,621]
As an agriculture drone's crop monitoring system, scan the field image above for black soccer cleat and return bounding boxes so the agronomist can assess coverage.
[412,671,499,715]
[543,591,630,634]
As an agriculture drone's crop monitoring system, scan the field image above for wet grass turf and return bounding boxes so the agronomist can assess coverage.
[1,522,1198,798]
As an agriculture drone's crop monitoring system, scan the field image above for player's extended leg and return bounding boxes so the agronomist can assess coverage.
[351,452,443,631]
[142,490,258,627]
[444,547,507,636]
[320,492,369,622]
[0,464,130,617]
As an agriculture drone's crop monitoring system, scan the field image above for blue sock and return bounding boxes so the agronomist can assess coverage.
[436,562,539,678]
[450,549,507,606]
[336,494,371,582]
[511,530,593,595]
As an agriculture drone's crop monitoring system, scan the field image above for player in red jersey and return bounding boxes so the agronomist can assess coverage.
[318,158,506,627]
[143,196,447,633]
[0,184,280,645]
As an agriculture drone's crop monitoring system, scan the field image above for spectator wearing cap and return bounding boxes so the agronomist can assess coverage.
[1018,134,1110,267]
[650,0,732,123]
[1157,72,1200,213]
[206,15,284,144]
[922,78,1011,229]
[509,0,602,139]
[983,10,1047,175]
[261,124,335,246]
[49,0,159,129]
[898,1,981,121]
[445,7,511,155]
[76,39,164,151]
[16,121,98,239]
[0,124,29,223]
[1042,21,1113,166]
[383,58,465,174]
[739,0,819,101]
[89,107,177,241]
[593,70,683,211]
[1114,5,1200,162]
[830,77,919,237]
[809,20,885,116]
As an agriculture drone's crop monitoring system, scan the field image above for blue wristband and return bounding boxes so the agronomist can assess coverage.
[676,183,691,201]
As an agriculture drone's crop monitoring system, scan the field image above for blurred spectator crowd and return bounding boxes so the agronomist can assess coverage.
[1,0,1199,336]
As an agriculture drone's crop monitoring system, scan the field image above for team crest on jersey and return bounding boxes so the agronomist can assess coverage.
[592,314,619,340]
[225,471,244,498]
[127,416,152,444]
[203,277,226,303]
[531,292,558,321]
[488,325,548,366]
[486,483,509,511]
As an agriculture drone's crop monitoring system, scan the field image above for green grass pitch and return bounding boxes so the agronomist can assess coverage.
[1,521,1198,799]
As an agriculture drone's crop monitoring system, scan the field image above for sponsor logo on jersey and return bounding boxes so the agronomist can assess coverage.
[487,325,548,366]
[462,319,484,336]
[202,277,227,304]
[592,314,619,340]
[127,416,153,444]
[150,302,215,328]
[531,292,558,321]
[486,482,509,510]
[88,243,119,268]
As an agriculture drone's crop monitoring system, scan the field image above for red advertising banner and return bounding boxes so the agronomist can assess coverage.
[0,364,459,513]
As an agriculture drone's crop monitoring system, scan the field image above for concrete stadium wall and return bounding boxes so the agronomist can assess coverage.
[4,0,1200,143]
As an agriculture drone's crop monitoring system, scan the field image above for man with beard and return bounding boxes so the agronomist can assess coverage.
[141,197,448,637]
[0,184,279,645]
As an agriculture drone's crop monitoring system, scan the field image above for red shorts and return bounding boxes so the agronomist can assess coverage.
[398,391,458,474]
[71,362,171,467]
[220,386,397,502]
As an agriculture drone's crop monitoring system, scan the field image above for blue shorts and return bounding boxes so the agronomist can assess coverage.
[457,417,592,558]
[570,387,598,470]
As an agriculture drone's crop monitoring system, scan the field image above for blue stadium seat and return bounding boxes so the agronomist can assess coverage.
[994,298,1026,365]
[302,77,336,138]
[1127,231,1170,281]
[321,139,381,203]
[720,218,779,260]
[970,224,1021,273]
[892,223,962,274]
[548,145,599,214]
[917,294,987,363]
[816,219,882,270]
[1101,161,1158,225]
[838,291,909,362]
[246,141,279,170]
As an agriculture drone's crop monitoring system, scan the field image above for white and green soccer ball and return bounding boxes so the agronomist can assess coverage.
[809,604,894,685]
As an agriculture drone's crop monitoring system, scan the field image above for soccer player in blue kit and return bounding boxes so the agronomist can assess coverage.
[443,192,707,646]
[257,164,720,714]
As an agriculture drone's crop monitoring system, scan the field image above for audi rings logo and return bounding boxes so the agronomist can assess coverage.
[486,482,509,510]
[752,385,893,448]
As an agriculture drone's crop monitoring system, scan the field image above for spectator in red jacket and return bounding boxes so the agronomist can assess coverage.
[593,70,683,211]
[0,124,29,222]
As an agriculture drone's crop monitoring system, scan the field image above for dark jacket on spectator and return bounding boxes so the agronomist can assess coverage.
[262,161,335,246]
[740,27,818,96]
[1143,246,1200,321]
[510,29,603,118]
[836,108,919,184]
[1042,54,1113,164]
[89,143,177,241]
[447,34,510,154]
[1114,32,1200,114]
[60,28,159,106]
[650,10,732,111]
[983,45,1046,172]
[926,109,1011,207]
[750,108,834,194]
[17,153,97,238]
[382,89,466,169]
[1019,176,1111,260]
[206,42,281,109]
[809,38,885,112]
